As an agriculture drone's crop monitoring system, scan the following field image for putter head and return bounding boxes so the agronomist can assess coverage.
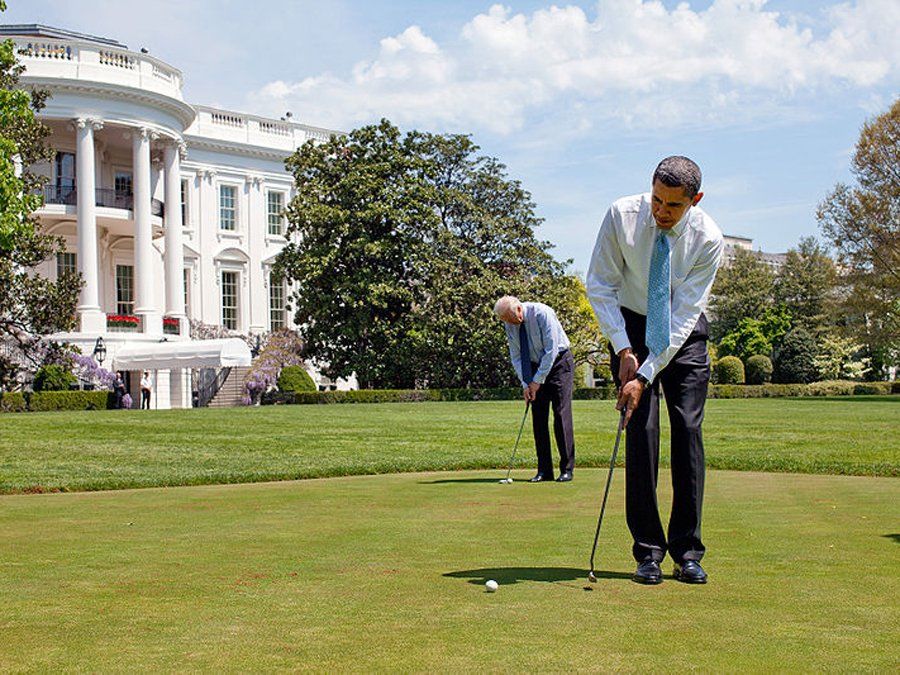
[499,478,513,484]
[587,570,598,583]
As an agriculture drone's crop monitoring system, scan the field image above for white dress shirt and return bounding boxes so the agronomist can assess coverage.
[587,192,724,384]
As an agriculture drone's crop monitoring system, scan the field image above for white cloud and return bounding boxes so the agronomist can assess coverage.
[249,0,900,134]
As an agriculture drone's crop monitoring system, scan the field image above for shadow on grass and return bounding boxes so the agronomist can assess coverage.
[419,478,509,484]
[444,566,632,585]
[883,534,900,544]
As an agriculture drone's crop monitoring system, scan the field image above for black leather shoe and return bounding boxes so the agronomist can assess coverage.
[633,560,663,584]
[673,560,708,584]
[529,473,551,482]
[555,472,573,482]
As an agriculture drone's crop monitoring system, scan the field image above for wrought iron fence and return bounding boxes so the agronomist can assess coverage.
[38,186,164,217]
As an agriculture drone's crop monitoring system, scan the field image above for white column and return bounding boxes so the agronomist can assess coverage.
[132,127,161,334]
[74,118,105,333]
[246,175,266,333]
[163,141,186,334]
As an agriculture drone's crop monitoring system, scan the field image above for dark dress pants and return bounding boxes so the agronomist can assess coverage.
[531,350,576,478]
[610,308,710,564]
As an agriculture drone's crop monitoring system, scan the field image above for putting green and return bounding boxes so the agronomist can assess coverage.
[1,469,897,671]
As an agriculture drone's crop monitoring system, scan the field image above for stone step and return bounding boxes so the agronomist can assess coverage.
[207,366,252,408]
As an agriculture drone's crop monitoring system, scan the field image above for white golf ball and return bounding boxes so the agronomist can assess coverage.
[485,580,499,592]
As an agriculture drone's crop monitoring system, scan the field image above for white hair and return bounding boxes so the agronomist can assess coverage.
[493,295,521,318]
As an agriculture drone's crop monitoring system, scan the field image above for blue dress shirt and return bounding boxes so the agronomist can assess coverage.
[504,302,570,388]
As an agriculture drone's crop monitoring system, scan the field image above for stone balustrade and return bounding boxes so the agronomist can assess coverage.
[13,37,184,100]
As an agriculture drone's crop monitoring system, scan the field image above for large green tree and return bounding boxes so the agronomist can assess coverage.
[275,120,592,389]
[708,247,775,341]
[0,8,81,390]
[817,98,899,375]
[773,236,837,334]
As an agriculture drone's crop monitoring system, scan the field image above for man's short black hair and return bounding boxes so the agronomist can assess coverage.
[653,156,702,198]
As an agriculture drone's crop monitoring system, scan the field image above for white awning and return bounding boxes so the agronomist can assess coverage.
[113,338,252,370]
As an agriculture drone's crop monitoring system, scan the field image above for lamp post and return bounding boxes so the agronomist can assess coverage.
[93,336,107,367]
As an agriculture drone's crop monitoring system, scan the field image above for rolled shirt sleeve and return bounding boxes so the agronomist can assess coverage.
[587,206,632,355]
[637,236,724,384]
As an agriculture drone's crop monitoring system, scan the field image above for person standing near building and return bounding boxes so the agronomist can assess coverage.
[586,156,724,584]
[494,296,576,483]
[113,372,126,409]
[140,371,152,410]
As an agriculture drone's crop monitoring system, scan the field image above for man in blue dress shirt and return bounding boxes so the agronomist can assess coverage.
[587,156,724,585]
[494,296,576,483]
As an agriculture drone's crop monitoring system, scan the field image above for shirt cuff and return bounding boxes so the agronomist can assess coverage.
[608,329,632,356]
[532,374,546,384]
[637,360,658,384]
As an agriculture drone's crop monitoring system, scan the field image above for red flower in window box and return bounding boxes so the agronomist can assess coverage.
[107,314,140,327]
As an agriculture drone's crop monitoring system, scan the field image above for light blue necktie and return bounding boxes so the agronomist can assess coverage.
[646,231,671,355]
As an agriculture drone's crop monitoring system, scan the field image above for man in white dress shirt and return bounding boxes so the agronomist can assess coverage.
[587,156,723,585]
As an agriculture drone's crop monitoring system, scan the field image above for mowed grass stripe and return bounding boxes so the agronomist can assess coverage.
[0,470,897,671]
[1,397,897,493]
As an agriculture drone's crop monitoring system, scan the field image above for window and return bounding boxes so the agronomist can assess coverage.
[56,251,77,279]
[116,264,134,315]
[180,179,189,226]
[267,190,285,236]
[183,267,191,318]
[269,275,285,330]
[221,271,238,330]
[114,171,133,209]
[55,152,75,202]
[219,184,237,231]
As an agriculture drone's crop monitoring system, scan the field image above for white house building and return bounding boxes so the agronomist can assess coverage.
[7,24,351,407]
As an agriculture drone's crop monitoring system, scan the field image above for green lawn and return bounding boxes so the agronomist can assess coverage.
[1,469,897,671]
[1,397,897,494]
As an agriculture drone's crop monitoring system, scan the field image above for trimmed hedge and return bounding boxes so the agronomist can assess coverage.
[260,381,895,405]
[745,354,773,385]
[715,356,745,384]
[27,391,115,412]
[0,392,27,413]
[277,366,317,393]
[709,380,893,398]
[263,386,618,405]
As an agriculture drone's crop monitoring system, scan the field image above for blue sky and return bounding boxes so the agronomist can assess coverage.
[8,0,898,273]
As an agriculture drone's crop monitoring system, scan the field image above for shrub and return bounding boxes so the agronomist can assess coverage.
[773,327,819,383]
[28,391,115,412]
[852,382,886,395]
[263,385,613,405]
[33,364,77,392]
[745,355,773,385]
[437,388,522,401]
[573,386,617,400]
[715,356,745,384]
[277,365,316,393]
[709,380,893,398]
[0,391,27,412]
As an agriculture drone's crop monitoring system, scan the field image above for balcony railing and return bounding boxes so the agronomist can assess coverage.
[38,186,164,217]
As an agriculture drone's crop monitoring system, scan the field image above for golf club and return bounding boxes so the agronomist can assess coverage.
[499,401,530,484]
[587,407,627,582]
